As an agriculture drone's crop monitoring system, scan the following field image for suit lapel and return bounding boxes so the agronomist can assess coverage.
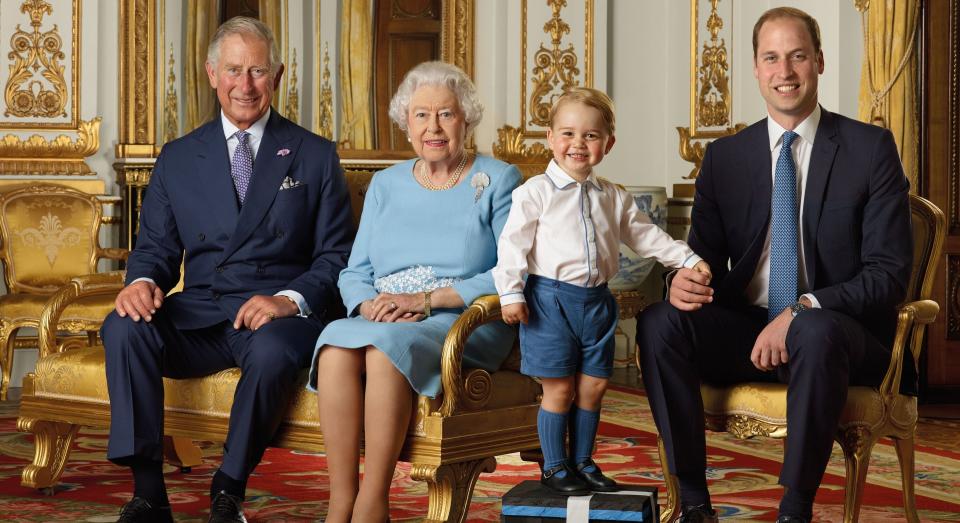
[222,112,301,261]
[194,119,240,233]
[802,109,839,288]
[747,121,773,258]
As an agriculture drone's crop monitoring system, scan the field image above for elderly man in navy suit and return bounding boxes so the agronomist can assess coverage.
[102,17,353,523]
[637,7,912,523]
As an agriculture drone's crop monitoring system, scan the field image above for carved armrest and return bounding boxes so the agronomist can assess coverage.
[38,271,125,358]
[879,299,939,398]
[436,295,504,417]
[98,247,131,262]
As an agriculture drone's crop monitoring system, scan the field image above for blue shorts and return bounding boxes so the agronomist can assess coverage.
[519,275,618,379]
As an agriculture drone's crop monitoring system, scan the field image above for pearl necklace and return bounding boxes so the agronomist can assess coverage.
[417,153,469,191]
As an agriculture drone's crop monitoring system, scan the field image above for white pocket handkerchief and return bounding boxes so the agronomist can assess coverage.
[280,176,302,190]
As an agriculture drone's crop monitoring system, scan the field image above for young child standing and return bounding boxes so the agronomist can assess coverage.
[493,87,711,495]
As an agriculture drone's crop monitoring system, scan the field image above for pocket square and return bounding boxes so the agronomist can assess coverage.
[280,176,302,190]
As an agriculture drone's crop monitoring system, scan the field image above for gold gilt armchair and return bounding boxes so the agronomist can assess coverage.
[650,194,945,523]
[17,171,543,522]
[0,184,127,400]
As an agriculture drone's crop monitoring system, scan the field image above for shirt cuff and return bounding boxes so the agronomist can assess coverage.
[499,292,526,306]
[276,290,311,317]
[131,277,156,286]
[801,292,821,309]
[682,254,703,270]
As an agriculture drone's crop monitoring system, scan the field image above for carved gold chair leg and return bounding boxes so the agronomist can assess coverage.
[657,436,681,523]
[0,321,16,401]
[16,417,80,492]
[411,457,496,523]
[839,427,877,523]
[893,435,921,523]
[163,436,203,471]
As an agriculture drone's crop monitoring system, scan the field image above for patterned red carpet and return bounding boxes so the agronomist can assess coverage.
[1,386,958,522]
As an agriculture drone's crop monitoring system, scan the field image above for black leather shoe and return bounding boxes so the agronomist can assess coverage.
[209,490,247,523]
[116,497,174,523]
[679,504,719,523]
[776,515,810,523]
[575,458,618,492]
[540,462,590,495]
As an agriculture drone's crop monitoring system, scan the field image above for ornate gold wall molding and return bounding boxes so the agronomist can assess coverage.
[1,0,80,129]
[285,49,299,124]
[442,0,475,79]
[318,43,333,140]
[163,44,179,144]
[677,0,746,179]
[0,117,100,175]
[117,0,157,158]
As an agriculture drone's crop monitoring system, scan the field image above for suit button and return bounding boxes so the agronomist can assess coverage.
[213,293,220,299]
[276,231,284,239]
[257,266,265,273]
[216,266,224,273]
[198,233,205,241]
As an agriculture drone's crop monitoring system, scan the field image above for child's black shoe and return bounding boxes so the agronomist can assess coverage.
[540,462,590,495]
[575,458,618,492]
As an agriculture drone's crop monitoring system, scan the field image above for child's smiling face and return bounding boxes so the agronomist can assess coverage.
[547,101,616,182]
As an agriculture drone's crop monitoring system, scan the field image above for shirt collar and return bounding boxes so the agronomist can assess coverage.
[767,104,820,150]
[544,159,604,191]
[221,108,271,141]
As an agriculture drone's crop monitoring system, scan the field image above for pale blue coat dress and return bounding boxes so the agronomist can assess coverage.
[308,155,521,397]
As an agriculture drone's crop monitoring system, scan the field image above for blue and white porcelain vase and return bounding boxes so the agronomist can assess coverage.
[609,186,669,291]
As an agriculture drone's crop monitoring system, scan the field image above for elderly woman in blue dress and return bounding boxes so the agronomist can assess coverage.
[309,61,521,522]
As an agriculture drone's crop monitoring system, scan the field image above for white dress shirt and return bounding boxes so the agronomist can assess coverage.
[494,159,702,306]
[745,105,822,310]
[136,109,311,317]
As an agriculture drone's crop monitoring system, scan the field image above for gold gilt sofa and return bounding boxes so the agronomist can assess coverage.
[16,170,543,523]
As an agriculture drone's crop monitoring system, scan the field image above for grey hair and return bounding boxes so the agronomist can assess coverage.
[207,16,282,74]
[388,61,484,134]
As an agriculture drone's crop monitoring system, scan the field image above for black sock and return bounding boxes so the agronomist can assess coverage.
[779,486,816,519]
[678,475,711,509]
[211,468,247,499]
[131,459,168,507]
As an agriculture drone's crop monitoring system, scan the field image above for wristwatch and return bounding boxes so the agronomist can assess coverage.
[790,300,808,317]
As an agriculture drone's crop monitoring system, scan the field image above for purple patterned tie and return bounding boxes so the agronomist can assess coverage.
[231,130,253,204]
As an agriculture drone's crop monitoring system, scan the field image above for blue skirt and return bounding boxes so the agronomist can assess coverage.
[307,309,516,398]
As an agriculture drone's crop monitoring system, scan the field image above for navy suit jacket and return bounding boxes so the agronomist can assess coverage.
[689,109,914,388]
[126,111,354,330]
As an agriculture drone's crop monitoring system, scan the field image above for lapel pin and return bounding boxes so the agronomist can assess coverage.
[277,148,291,157]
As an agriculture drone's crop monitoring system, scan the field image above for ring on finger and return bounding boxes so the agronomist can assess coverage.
[267,312,276,320]
[390,302,398,310]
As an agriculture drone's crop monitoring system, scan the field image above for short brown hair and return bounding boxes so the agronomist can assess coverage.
[549,86,616,135]
[752,7,821,58]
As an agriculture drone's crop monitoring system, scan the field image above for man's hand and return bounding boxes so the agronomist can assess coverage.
[361,293,425,323]
[115,280,165,322]
[501,303,529,325]
[692,260,712,279]
[668,267,714,311]
[234,295,300,331]
[750,307,792,371]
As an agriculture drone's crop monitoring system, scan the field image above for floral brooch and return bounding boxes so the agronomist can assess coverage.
[470,172,490,202]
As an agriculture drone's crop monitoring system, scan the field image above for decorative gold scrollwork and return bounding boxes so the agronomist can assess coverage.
[492,125,551,164]
[528,0,580,128]
[163,45,179,144]
[285,49,300,124]
[4,0,68,118]
[697,0,731,127]
[15,211,83,266]
[0,117,100,175]
[318,43,334,139]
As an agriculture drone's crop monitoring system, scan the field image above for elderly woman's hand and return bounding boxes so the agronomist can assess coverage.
[363,293,426,323]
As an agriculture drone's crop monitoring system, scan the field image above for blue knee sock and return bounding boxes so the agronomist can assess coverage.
[538,408,569,475]
[569,406,601,471]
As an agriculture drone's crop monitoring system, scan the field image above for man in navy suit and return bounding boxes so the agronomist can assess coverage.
[637,7,912,523]
[102,17,353,523]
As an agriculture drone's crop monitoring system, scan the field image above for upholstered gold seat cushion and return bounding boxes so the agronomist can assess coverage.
[0,293,117,324]
[701,382,898,433]
[33,346,541,430]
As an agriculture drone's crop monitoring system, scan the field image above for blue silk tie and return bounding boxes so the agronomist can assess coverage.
[231,130,253,205]
[768,130,799,322]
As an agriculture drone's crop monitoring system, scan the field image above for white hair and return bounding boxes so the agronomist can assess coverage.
[388,61,484,134]
[207,16,282,74]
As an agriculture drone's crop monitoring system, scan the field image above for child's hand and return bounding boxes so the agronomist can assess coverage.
[501,303,529,325]
[693,260,712,283]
